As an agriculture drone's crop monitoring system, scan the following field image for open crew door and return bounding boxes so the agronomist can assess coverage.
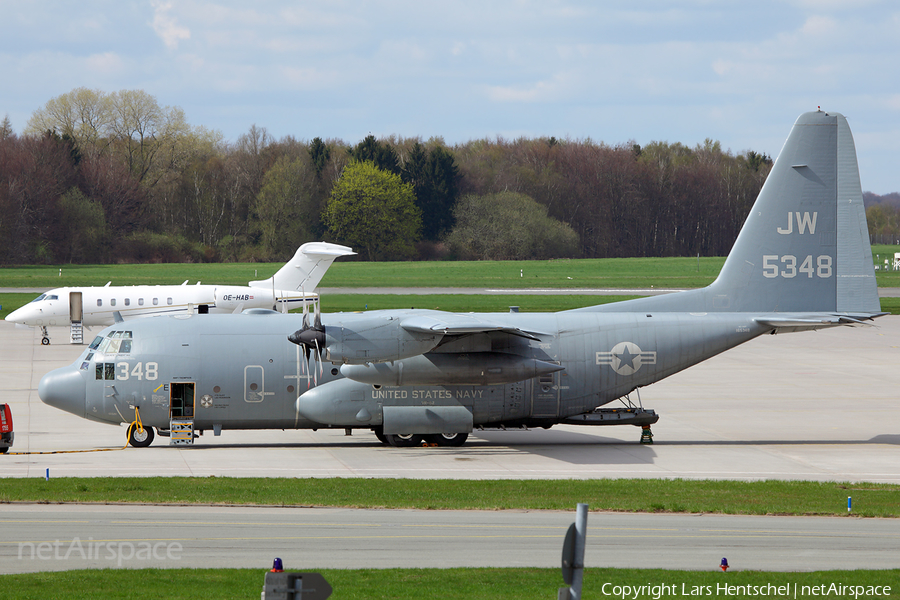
[169,382,195,445]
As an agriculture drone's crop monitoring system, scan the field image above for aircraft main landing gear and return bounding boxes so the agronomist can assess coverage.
[387,433,422,447]
[373,428,469,447]
[424,433,468,447]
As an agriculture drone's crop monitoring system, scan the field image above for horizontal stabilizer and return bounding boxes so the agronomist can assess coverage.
[754,312,884,333]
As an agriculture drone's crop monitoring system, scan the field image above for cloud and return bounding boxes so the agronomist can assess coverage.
[150,1,190,50]
[85,52,125,76]
[486,72,573,104]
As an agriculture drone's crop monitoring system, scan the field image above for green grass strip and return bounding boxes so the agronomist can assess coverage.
[1,568,898,600]
[2,478,898,517]
[5,251,900,289]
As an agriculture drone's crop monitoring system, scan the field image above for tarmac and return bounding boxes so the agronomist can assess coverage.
[3,505,899,573]
[1,314,898,482]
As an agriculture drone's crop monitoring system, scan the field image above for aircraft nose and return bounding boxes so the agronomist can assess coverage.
[5,304,34,324]
[39,367,86,418]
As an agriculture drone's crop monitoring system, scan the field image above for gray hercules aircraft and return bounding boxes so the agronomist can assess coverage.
[39,110,884,448]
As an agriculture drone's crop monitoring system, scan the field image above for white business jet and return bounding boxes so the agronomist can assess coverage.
[6,242,354,344]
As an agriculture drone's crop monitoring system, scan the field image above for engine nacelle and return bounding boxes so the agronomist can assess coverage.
[322,315,440,364]
[340,352,564,386]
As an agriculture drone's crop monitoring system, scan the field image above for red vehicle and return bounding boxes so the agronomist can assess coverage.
[0,403,13,453]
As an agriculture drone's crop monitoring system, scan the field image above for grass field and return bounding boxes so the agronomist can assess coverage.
[3,244,900,289]
[2,568,898,600]
[2,477,898,517]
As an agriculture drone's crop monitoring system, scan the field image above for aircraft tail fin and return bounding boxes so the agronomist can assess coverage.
[585,110,881,317]
[249,242,355,292]
[707,110,880,314]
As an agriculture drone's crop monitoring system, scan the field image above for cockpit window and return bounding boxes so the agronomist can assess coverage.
[89,336,103,350]
[93,332,134,355]
[31,294,57,302]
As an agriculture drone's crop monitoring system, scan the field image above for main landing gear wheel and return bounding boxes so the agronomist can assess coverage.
[424,433,469,447]
[386,433,423,447]
[127,424,155,448]
[373,427,388,445]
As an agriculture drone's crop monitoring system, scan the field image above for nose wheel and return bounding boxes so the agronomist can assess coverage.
[127,423,155,447]
[41,327,50,345]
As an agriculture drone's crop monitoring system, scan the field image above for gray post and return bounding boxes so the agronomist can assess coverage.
[559,503,588,600]
[570,503,588,600]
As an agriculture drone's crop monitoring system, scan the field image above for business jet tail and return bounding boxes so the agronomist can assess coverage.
[249,242,355,292]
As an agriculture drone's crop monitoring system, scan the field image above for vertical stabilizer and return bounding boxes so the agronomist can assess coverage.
[249,242,355,292]
[582,110,881,316]
[708,110,879,313]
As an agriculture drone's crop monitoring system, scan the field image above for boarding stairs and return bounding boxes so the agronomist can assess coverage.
[70,321,83,345]
[169,418,194,446]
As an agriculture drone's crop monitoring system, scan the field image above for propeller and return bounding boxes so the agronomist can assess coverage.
[288,293,326,388]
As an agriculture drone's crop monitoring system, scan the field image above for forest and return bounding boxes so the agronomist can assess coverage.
[1,88,896,265]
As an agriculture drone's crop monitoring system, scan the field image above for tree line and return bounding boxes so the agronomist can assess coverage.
[12,87,880,266]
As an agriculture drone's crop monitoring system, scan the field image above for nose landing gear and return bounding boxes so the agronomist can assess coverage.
[127,423,155,447]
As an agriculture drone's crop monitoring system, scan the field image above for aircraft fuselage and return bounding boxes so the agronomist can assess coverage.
[41,310,769,435]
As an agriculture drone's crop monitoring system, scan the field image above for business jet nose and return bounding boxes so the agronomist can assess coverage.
[5,304,34,325]
[39,367,86,418]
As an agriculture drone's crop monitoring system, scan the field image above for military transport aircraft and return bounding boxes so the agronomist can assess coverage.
[38,110,884,448]
[7,242,354,344]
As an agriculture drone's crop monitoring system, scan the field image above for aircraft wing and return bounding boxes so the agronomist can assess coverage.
[400,314,547,340]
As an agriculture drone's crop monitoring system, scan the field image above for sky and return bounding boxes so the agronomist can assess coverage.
[1,0,898,193]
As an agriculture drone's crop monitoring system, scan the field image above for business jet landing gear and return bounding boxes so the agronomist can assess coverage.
[40,327,50,345]
[127,423,155,447]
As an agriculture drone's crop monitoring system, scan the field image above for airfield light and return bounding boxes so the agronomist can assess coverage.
[271,557,284,572]
[720,557,729,572]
